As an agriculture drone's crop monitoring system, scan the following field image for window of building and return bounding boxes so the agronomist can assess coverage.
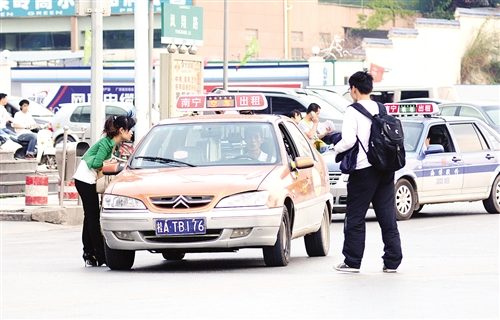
[319,33,331,47]
[291,31,303,42]
[0,32,70,51]
[291,48,303,60]
[246,29,258,41]
[80,29,168,50]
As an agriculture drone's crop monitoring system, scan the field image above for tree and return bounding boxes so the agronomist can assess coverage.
[357,0,418,30]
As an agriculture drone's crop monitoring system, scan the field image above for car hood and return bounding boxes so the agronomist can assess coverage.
[107,165,276,211]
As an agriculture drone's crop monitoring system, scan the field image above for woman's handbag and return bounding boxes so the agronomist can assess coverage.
[96,168,114,194]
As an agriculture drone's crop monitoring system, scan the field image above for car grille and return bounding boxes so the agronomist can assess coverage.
[329,172,341,186]
[150,195,213,209]
[141,229,222,243]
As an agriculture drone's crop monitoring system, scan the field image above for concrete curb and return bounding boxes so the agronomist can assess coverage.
[0,205,84,225]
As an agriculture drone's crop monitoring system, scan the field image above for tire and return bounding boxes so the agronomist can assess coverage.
[304,204,330,257]
[162,252,185,260]
[263,207,291,267]
[41,154,57,170]
[55,135,76,146]
[483,175,500,214]
[414,204,424,214]
[104,241,135,270]
[395,179,415,220]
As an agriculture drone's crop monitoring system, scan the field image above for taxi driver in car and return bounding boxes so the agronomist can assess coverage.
[244,126,276,162]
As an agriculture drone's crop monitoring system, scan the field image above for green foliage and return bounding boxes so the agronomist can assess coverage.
[461,18,500,84]
[357,0,418,30]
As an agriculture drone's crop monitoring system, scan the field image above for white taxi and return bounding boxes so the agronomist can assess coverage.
[324,103,500,220]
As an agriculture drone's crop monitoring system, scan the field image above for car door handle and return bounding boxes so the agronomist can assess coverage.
[486,154,495,160]
[452,156,462,162]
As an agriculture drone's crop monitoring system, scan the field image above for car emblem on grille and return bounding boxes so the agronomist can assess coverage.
[172,195,189,209]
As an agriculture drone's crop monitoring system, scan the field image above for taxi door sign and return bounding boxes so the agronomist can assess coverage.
[385,103,438,115]
[176,93,268,112]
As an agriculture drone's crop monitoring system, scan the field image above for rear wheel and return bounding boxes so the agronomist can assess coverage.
[304,204,330,257]
[41,154,57,170]
[162,252,185,260]
[395,179,415,220]
[263,207,291,267]
[104,241,135,270]
[55,135,76,146]
[483,175,500,213]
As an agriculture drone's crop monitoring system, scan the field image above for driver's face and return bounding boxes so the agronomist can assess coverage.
[245,132,263,152]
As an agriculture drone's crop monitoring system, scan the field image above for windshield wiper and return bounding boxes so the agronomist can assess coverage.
[133,156,196,167]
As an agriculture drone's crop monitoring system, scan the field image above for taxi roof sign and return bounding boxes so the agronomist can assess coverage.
[176,93,268,112]
[384,103,439,116]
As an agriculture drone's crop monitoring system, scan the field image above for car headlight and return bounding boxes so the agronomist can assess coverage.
[216,191,269,208]
[102,194,147,210]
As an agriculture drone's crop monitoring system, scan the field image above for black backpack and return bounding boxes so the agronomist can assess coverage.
[350,102,406,172]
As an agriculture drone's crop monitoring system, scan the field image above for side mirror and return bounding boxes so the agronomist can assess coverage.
[424,144,445,155]
[293,156,314,170]
[102,161,124,175]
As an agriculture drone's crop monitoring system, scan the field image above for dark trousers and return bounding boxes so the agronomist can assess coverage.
[17,132,37,154]
[342,166,402,269]
[75,179,105,262]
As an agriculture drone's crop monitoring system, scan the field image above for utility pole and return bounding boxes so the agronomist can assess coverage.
[134,0,149,143]
[90,0,103,145]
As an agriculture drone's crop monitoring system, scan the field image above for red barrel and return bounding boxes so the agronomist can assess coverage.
[58,179,79,200]
[25,175,49,206]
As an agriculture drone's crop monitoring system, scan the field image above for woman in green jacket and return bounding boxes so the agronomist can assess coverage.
[73,115,136,267]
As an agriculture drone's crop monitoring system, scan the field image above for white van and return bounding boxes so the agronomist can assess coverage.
[308,85,458,104]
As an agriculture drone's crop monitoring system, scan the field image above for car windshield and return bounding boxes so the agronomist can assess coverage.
[401,121,424,152]
[130,122,280,168]
[483,106,500,126]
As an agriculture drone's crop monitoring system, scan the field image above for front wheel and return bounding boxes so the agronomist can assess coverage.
[263,207,291,267]
[483,175,500,213]
[304,204,330,257]
[395,179,415,220]
[104,241,135,270]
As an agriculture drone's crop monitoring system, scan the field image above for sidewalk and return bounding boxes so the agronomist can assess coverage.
[0,194,83,225]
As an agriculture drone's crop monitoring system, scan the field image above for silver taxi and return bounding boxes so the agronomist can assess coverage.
[325,103,500,220]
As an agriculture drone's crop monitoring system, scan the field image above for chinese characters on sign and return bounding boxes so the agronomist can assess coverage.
[175,93,267,112]
[385,103,437,115]
[161,3,203,46]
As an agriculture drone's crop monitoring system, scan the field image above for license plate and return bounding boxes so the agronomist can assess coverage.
[155,218,206,235]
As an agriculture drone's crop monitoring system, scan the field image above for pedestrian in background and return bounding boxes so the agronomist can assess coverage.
[332,71,402,273]
[12,99,38,158]
[0,93,16,145]
[284,109,302,124]
[73,115,136,267]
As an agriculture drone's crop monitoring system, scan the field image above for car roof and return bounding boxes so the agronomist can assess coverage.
[7,96,53,117]
[439,101,499,107]
[158,113,284,125]
[212,86,301,96]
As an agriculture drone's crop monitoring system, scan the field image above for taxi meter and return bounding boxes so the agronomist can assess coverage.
[384,102,439,116]
[176,93,268,112]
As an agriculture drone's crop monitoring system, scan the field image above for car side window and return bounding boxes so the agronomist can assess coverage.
[476,122,500,151]
[80,106,91,123]
[283,120,316,160]
[106,106,127,117]
[440,106,457,116]
[449,123,488,153]
[270,97,306,115]
[70,106,83,123]
[459,106,485,122]
[427,124,454,152]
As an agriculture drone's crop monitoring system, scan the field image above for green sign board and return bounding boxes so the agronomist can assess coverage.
[161,3,204,46]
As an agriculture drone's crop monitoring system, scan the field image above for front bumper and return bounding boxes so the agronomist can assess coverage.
[329,172,348,213]
[101,206,283,251]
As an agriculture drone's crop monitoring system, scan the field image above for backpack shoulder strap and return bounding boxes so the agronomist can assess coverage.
[350,102,373,120]
[376,102,387,116]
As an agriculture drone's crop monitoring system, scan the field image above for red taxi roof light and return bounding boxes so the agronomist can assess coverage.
[384,103,439,116]
[176,93,268,112]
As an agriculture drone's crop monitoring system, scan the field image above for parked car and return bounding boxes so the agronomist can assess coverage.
[295,87,351,113]
[99,94,333,270]
[309,85,458,104]
[439,101,500,133]
[4,96,54,131]
[325,102,500,220]
[395,98,452,105]
[211,87,344,132]
[52,102,134,145]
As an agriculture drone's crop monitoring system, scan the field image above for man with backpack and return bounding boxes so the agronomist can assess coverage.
[331,71,403,273]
